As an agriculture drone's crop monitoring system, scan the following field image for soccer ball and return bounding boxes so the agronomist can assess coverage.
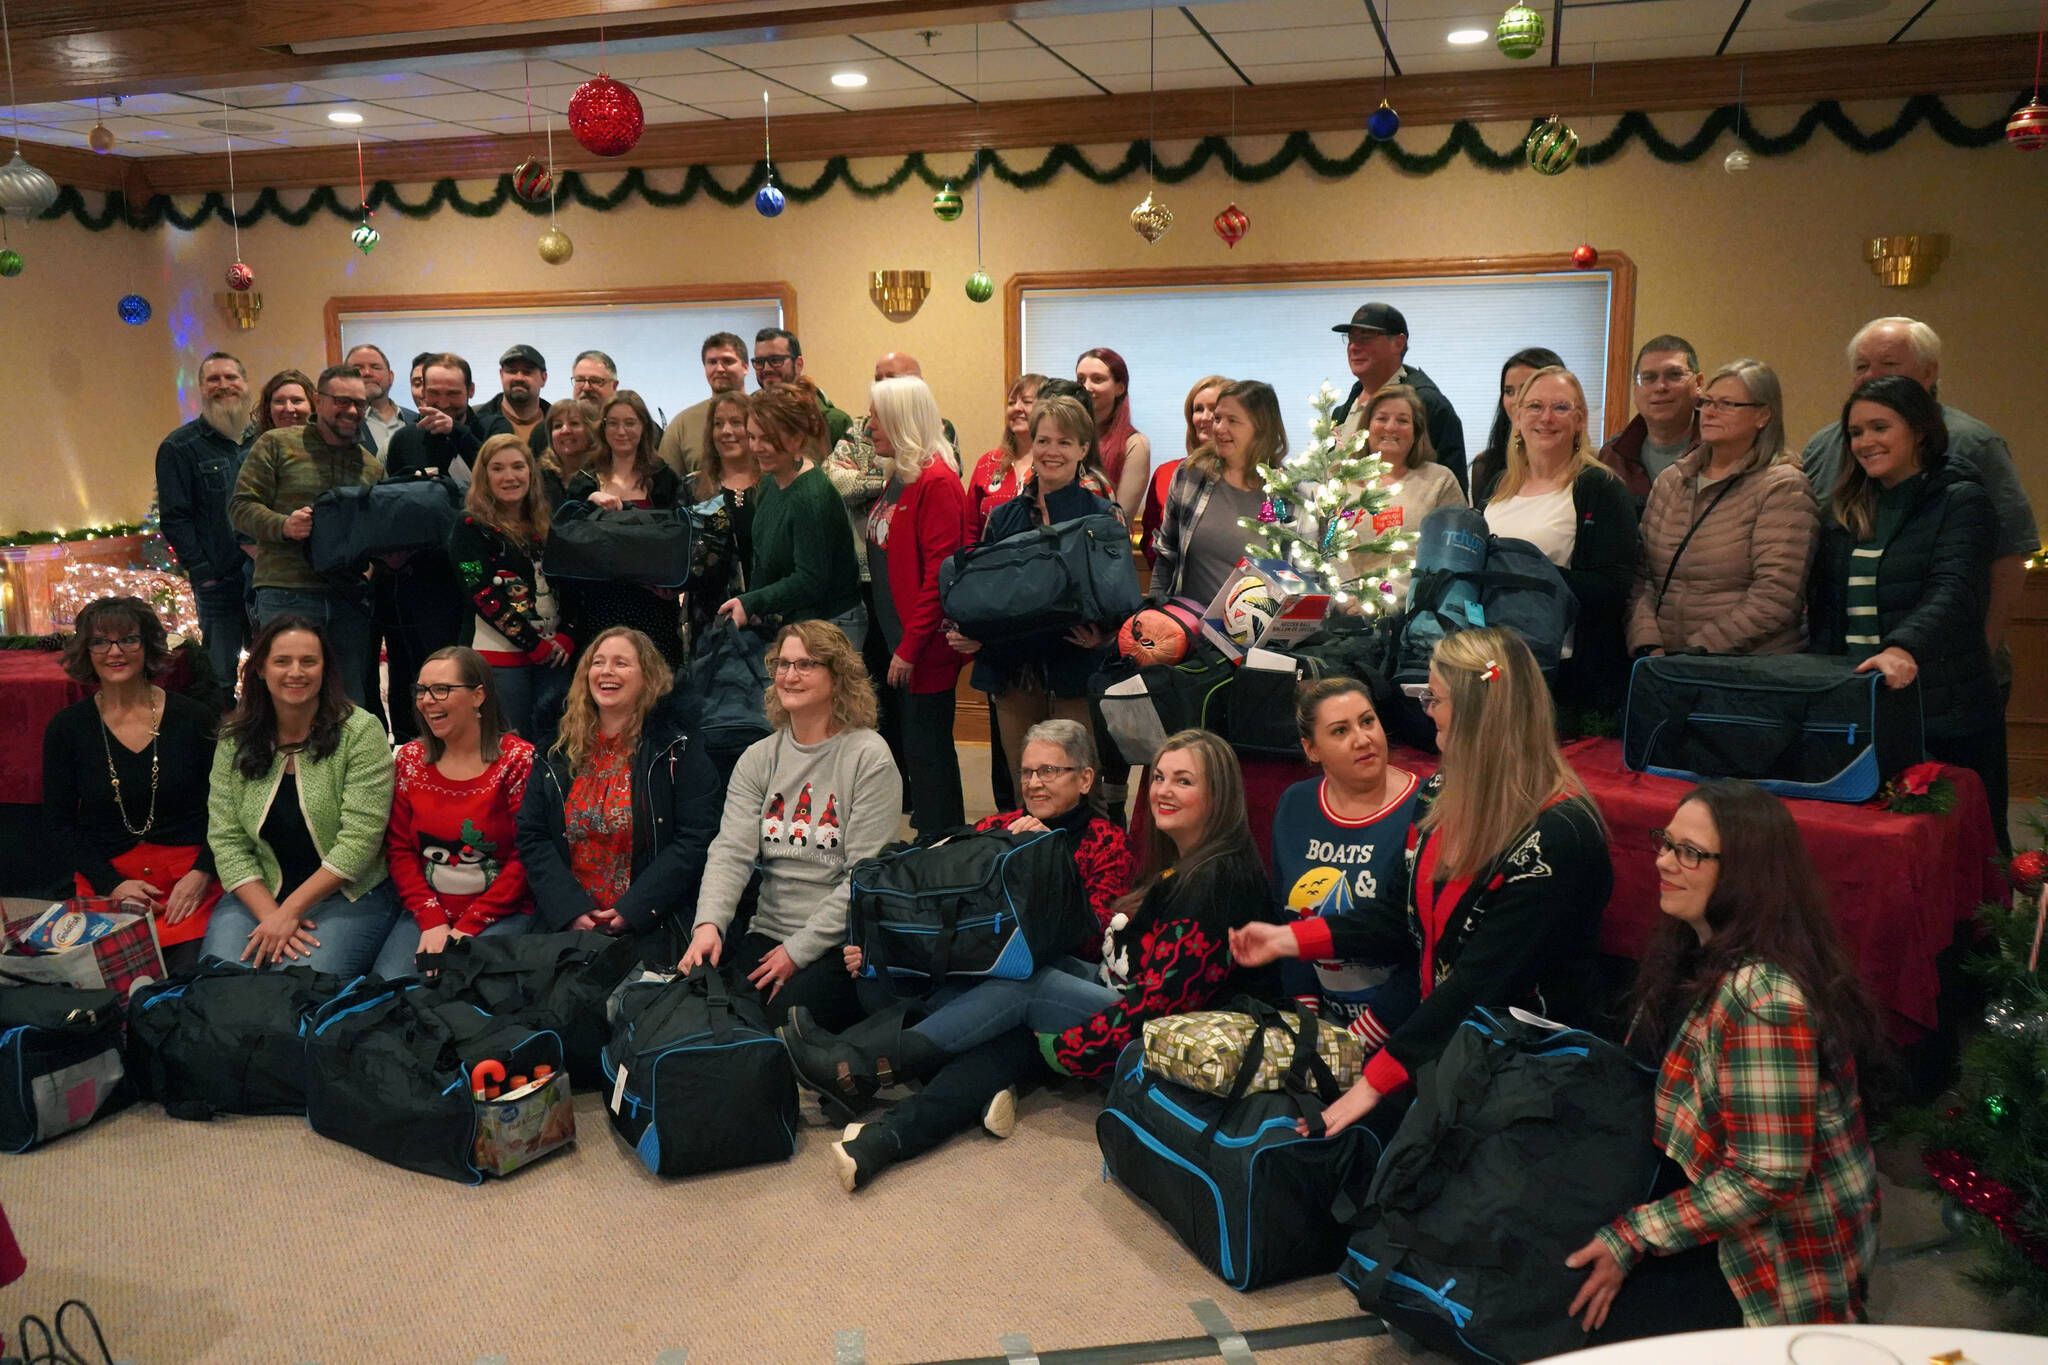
[1118,607,1195,667]
[1221,576,1277,647]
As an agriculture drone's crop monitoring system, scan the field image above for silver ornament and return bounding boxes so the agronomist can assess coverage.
[1724,149,1753,174]
[1940,1197,1971,1236]
[0,151,59,218]
[1986,1002,2024,1035]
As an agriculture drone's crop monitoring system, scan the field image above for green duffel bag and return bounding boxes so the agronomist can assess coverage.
[1142,996,1363,1097]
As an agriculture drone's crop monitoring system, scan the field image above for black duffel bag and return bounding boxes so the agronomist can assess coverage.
[309,471,462,574]
[1090,642,1236,768]
[1339,1007,1659,1365]
[690,619,774,779]
[0,981,129,1152]
[304,977,564,1183]
[1621,652,1924,803]
[1097,1006,1386,1291]
[544,501,695,587]
[418,930,645,1091]
[939,512,1142,644]
[600,965,797,1177]
[848,825,1091,985]
[126,958,351,1119]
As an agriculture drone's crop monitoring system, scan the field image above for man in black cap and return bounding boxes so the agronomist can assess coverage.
[1328,302,1468,494]
[471,344,551,448]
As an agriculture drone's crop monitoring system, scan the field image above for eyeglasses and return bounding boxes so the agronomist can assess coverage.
[87,634,143,653]
[1634,367,1694,386]
[411,682,481,702]
[1650,829,1722,869]
[771,657,823,676]
[751,354,796,371]
[1020,764,1079,783]
[1518,400,1578,419]
[317,392,367,411]
[1695,397,1765,413]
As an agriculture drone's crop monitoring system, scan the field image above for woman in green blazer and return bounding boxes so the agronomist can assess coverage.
[202,614,399,973]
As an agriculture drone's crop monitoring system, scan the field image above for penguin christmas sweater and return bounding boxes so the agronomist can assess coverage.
[384,736,536,935]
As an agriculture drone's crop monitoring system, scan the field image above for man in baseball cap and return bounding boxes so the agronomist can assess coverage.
[1329,303,1468,494]
[471,343,551,448]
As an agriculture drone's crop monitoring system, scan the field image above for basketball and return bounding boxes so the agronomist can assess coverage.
[1117,607,1194,667]
[1221,575,1278,646]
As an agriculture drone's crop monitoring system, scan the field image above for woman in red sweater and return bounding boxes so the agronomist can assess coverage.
[372,646,536,978]
[865,375,972,835]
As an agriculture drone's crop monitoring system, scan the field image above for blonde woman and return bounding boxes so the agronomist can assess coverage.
[679,621,901,1030]
[969,373,1049,536]
[1344,383,1467,598]
[560,391,688,668]
[1484,366,1638,709]
[1152,379,1286,605]
[451,433,571,738]
[685,389,759,643]
[864,375,972,834]
[514,626,719,958]
[1142,374,1231,565]
[1232,628,1612,1137]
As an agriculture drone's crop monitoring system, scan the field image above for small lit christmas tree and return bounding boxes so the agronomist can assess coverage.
[1238,382,1414,614]
[139,497,179,571]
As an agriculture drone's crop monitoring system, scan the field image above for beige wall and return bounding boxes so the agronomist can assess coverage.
[4,96,2043,537]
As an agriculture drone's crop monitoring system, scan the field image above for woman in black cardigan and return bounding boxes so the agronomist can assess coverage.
[1232,627,1612,1137]
[1808,374,2001,841]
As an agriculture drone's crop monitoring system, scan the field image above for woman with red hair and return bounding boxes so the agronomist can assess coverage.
[1076,348,1150,523]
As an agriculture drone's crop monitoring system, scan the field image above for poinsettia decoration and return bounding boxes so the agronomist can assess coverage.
[1877,760,1957,815]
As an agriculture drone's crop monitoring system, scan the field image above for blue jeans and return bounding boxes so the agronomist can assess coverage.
[829,603,867,654]
[912,956,1119,1056]
[199,880,400,977]
[255,585,375,707]
[192,571,250,699]
[370,910,531,981]
[490,662,570,746]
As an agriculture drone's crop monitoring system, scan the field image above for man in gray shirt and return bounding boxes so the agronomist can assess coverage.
[1800,315,2040,683]
[1598,333,1703,508]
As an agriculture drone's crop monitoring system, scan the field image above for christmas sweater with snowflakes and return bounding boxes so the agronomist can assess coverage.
[384,735,536,935]
[1043,845,1277,1081]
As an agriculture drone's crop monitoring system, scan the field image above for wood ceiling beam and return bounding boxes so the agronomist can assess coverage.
[16,34,2035,199]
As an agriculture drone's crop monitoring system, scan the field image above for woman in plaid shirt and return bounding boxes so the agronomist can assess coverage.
[1568,779,1882,1338]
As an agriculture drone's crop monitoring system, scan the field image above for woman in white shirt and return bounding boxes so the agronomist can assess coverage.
[1343,384,1466,599]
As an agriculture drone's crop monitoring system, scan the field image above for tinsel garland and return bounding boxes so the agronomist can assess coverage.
[32,94,2021,232]
[0,524,143,547]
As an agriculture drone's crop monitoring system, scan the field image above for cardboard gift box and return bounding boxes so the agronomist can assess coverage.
[473,1070,575,1178]
[0,900,166,1003]
[1200,557,1332,658]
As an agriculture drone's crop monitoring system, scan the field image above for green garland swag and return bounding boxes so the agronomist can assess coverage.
[0,524,144,548]
[29,93,2023,231]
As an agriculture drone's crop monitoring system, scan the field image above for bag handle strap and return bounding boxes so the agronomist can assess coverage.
[690,963,737,1044]
[1197,1000,1275,1143]
[1656,474,1745,607]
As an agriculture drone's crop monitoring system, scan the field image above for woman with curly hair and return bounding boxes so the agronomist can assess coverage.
[255,368,318,436]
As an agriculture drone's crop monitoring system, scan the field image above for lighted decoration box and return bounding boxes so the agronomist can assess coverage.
[1199,557,1332,660]
[0,535,197,638]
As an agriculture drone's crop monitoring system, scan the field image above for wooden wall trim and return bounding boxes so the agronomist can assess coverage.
[1001,253,1640,442]
[321,282,799,364]
[22,34,2035,198]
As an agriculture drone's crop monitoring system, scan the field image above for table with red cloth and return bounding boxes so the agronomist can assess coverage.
[1134,737,2004,1036]
[0,650,86,807]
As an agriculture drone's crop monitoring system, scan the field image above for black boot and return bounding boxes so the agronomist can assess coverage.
[777,1009,946,1124]
[830,1120,903,1193]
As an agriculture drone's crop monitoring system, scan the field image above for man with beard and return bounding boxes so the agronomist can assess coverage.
[471,344,550,447]
[345,342,417,457]
[655,331,749,480]
[156,350,258,690]
[377,353,481,740]
[229,363,384,705]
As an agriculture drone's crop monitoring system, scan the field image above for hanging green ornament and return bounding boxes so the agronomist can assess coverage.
[350,222,380,254]
[964,270,993,303]
[933,183,963,222]
[0,248,22,278]
[1984,1093,2013,1124]
[1526,116,1580,175]
[1496,5,1545,60]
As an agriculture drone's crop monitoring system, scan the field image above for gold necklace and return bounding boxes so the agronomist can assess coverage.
[98,689,162,839]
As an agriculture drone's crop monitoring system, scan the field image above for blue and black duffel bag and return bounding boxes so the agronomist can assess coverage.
[1621,652,1924,803]
[849,826,1090,985]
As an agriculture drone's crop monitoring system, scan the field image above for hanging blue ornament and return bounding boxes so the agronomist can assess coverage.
[116,293,153,325]
[1269,495,1292,522]
[755,183,786,218]
[1367,100,1401,142]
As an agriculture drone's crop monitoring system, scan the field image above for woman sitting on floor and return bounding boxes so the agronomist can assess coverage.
[201,616,399,974]
[678,621,901,1030]
[1232,627,1612,1137]
[785,718,1138,1191]
[373,647,537,980]
[42,596,222,971]
[1565,779,1881,1339]
[516,626,719,959]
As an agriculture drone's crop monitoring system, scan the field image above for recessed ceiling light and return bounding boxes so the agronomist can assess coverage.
[1447,28,1488,45]
[830,71,869,88]
[327,110,364,124]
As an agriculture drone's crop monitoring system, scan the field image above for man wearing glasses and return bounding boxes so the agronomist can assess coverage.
[656,331,750,478]
[751,326,853,450]
[1598,334,1702,506]
[228,363,383,705]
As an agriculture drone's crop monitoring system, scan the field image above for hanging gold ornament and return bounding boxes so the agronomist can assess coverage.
[537,227,573,265]
[1130,191,1172,244]
[88,122,115,154]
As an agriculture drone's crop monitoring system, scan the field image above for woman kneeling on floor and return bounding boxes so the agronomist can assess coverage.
[1565,779,1881,1340]
[787,718,1138,1191]
[678,621,902,1030]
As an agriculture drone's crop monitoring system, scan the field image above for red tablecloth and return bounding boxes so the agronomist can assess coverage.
[1138,738,2005,1035]
[0,651,86,807]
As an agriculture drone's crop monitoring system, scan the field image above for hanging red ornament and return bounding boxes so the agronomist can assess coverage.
[1213,202,1249,248]
[2008,101,2048,149]
[225,261,254,291]
[1571,243,1598,269]
[567,76,644,157]
[511,156,554,203]
[2009,849,2047,894]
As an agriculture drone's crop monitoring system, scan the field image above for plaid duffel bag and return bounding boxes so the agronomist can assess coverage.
[1142,996,1363,1097]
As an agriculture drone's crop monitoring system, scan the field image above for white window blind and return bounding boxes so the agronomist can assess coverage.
[337,298,784,430]
[1021,274,1613,459]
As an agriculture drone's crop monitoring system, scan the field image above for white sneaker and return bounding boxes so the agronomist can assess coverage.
[829,1122,864,1193]
[982,1087,1016,1139]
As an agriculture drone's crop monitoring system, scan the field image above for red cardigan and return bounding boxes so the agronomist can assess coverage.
[876,458,972,694]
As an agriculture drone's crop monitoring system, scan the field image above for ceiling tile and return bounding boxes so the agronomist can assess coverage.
[1726,19,1902,54]
[555,47,733,79]
[708,35,874,68]
[857,23,1034,56]
[640,103,721,123]
[301,73,473,101]
[132,109,302,137]
[182,83,337,109]
[1236,58,1385,84]
[64,92,219,118]
[633,70,792,105]
[0,101,89,123]
[901,47,1077,87]
[969,76,1109,103]
[1186,0,1392,35]
[251,100,429,129]
[526,82,682,115]
[1059,35,1236,77]
[1907,9,2048,40]
[822,86,971,110]
[267,126,387,147]
[1548,0,1740,45]
[373,91,534,121]
[1094,67,1248,94]
[1010,9,1197,46]
[361,123,476,142]
[428,59,591,91]
[687,94,840,118]
[1211,24,1385,68]
[756,60,941,96]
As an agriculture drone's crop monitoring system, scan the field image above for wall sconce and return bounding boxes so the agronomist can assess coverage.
[1864,235,1947,288]
[215,290,263,328]
[869,270,930,322]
